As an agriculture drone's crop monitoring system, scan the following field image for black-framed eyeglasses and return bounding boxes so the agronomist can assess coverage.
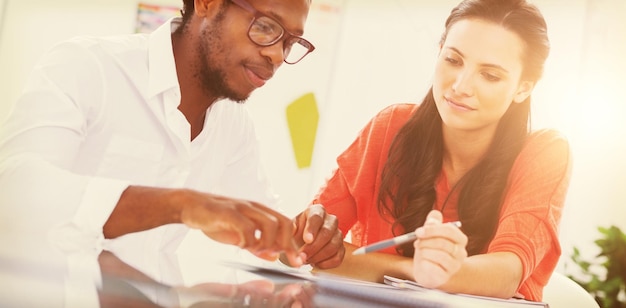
[230,0,315,64]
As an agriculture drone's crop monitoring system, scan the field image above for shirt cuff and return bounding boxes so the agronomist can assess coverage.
[48,177,130,254]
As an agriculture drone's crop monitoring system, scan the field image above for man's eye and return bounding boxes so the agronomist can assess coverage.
[252,18,281,35]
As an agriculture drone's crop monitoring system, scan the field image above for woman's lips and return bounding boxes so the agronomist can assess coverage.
[445,97,475,111]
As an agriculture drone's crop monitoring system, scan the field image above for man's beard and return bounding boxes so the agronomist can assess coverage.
[196,24,249,104]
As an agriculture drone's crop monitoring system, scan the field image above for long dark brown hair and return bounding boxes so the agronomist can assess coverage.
[377,0,550,257]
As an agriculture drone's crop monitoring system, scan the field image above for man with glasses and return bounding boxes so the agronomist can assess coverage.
[0,0,344,270]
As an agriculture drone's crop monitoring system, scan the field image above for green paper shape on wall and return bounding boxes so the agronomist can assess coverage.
[286,93,319,169]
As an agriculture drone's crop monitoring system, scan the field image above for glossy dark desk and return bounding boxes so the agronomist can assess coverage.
[0,233,447,308]
[0,232,541,308]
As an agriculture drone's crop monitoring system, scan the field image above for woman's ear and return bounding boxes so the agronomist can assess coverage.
[513,80,535,103]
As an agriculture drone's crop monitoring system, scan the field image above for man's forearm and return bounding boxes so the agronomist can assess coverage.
[103,186,185,239]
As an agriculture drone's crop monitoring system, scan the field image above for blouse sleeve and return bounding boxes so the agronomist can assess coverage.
[487,129,572,295]
[311,103,417,238]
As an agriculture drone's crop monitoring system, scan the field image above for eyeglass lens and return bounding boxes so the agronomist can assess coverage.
[249,16,311,64]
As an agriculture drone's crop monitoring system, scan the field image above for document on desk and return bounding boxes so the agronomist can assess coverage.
[315,274,450,307]
[223,261,448,307]
[383,275,549,308]
[222,261,548,307]
[220,260,316,281]
[222,260,394,288]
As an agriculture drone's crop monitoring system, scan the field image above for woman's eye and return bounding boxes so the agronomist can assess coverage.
[445,57,461,66]
[482,72,501,82]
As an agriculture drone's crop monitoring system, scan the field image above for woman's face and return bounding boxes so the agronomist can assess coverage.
[432,18,534,134]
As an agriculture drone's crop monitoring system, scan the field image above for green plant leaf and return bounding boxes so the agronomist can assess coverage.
[568,225,626,308]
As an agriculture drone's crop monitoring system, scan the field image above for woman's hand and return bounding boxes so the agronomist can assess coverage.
[412,210,468,288]
[291,204,345,269]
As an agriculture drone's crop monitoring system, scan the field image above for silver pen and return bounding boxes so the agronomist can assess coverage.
[352,221,462,255]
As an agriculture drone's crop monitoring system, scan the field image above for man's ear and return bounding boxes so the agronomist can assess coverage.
[513,80,535,103]
[194,0,222,18]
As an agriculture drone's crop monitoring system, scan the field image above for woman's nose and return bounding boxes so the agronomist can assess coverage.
[452,70,474,97]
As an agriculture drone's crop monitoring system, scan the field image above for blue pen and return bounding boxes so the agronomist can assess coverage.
[352,221,462,255]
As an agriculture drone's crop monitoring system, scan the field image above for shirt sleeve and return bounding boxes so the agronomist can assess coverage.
[0,39,130,254]
[312,167,359,237]
[487,129,572,297]
[312,104,416,239]
[311,108,388,237]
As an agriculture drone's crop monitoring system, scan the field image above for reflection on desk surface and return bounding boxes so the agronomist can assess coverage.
[0,235,543,308]
[0,246,413,307]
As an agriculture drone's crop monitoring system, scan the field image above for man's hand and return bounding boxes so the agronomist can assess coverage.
[178,190,304,267]
[291,204,345,269]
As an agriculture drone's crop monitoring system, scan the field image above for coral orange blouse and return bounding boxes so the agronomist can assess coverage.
[312,103,572,301]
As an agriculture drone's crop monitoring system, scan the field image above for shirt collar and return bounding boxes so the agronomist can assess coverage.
[147,17,181,98]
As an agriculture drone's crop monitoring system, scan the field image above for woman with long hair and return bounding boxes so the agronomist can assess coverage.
[309,0,571,301]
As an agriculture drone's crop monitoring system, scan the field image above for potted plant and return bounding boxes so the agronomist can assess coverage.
[567,225,626,308]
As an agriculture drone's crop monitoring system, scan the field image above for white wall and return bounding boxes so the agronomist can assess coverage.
[1,0,625,276]
[532,0,626,272]
[0,0,6,30]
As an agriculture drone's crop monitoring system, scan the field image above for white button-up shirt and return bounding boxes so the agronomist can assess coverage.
[0,17,278,265]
